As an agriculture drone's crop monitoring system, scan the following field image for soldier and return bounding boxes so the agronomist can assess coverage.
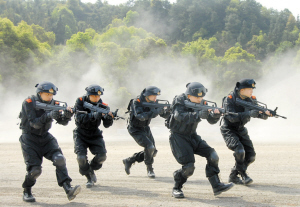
[73,84,114,188]
[167,82,234,198]
[122,86,169,178]
[220,79,271,185]
[19,81,81,202]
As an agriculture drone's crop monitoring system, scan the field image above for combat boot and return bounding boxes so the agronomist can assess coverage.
[147,165,155,178]
[23,188,35,202]
[208,174,234,196]
[172,182,184,198]
[89,167,97,183]
[122,157,135,175]
[239,171,253,185]
[85,174,94,188]
[62,181,81,201]
[229,169,243,184]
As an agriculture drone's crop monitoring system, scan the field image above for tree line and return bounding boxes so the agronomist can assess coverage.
[0,0,299,102]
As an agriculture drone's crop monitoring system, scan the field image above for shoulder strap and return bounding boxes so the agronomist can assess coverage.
[125,99,134,114]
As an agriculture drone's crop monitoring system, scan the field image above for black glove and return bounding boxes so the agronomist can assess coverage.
[211,112,221,119]
[106,114,113,120]
[64,110,73,119]
[47,110,60,120]
[249,110,260,118]
[92,112,102,120]
[155,108,164,115]
[198,110,209,119]
[136,114,146,121]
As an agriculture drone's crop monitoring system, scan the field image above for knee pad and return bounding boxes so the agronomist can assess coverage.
[27,166,42,180]
[182,163,195,178]
[145,145,156,157]
[234,145,245,163]
[93,153,107,164]
[208,150,219,166]
[77,154,88,166]
[52,153,66,167]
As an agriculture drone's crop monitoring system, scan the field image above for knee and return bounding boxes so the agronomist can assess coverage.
[234,145,245,162]
[145,145,156,156]
[182,163,195,178]
[77,154,88,166]
[52,153,66,167]
[208,150,219,166]
[94,153,107,164]
[28,166,42,180]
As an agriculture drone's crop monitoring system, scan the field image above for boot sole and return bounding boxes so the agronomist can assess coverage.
[122,160,130,175]
[229,179,244,185]
[68,186,81,201]
[243,179,253,185]
[86,183,94,188]
[23,198,36,202]
[214,183,235,196]
[172,193,185,198]
[148,175,155,179]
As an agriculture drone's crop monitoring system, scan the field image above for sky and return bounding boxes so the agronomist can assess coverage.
[81,0,300,17]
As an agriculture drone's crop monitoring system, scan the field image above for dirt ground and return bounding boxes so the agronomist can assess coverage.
[0,138,299,207]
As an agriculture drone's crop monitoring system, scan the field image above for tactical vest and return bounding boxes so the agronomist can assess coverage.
[168,94,200,135]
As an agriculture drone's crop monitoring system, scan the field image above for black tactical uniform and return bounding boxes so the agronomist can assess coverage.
[122,86,169,178]
[167,82,234,198]
[19,81,81,202]
[221,79,268,185]
[73,84,113,188]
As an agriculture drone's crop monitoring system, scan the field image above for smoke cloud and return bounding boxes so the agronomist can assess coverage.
[0,39,299,144]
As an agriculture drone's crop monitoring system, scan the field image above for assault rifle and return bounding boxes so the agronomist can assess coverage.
[141,100,171,111]
[83,101,125,120]
[183,100,237,115]
[236,98,287,119]
[36,101,87,114]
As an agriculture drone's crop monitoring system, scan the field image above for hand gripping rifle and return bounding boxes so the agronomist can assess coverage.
[236,98,287,119]
[35,101,87,114]
[183,100,237,115]
[83,101,125,120]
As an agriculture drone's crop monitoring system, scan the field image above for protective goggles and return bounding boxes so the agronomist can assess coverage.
[150,88,161,95]
[36,83,58,93]
[191,87,207,97]
[246,79,256,85]
[86,86,104,95]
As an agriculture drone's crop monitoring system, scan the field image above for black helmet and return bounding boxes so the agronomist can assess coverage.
[185,82,207,97]
[35,81,58,95]
[236,79,256,90]
[85,84,104,96]
[142,86,161,96]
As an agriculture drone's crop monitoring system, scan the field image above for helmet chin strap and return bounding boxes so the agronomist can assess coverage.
[238,91,248,100]
[37,93,51,104]
[145,96,155,103]
[89,96,98,104]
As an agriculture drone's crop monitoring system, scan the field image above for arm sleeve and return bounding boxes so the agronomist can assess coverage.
[74,98,94,124]
[224,97,250,123]
[173,103,199,124]
[132,100,157,120]
[24,100,51,129]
